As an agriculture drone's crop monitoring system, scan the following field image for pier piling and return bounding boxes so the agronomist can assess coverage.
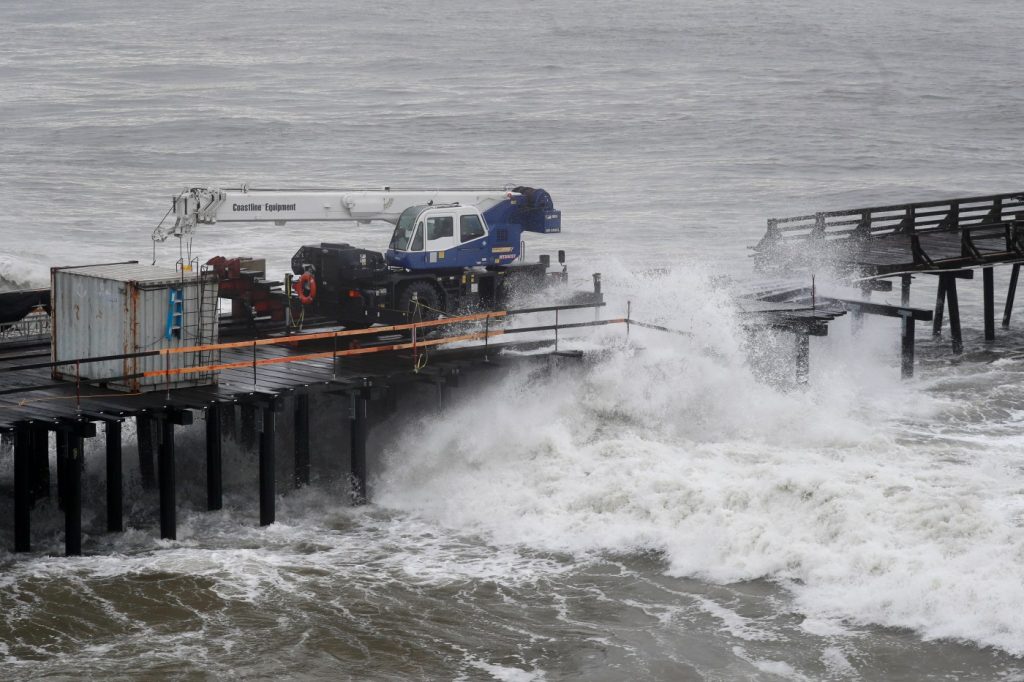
[933,277,946,336]
[105,421,123,533]
[294,394,310,489]
[349,390,369,503]
[901,275,912,307]
[31,426,49,501]
[901,314,916,379]
[158,417,176,540]
[206,404,223,511]
[137,415,157,490]
[983,267,996,341]
[56,431,68,511]
[795,333,810,384]
[1004,263,1019,328]
[14,423,31,552]
[259,405,276,527]
[65,434,83,556]
[945,275,964,354]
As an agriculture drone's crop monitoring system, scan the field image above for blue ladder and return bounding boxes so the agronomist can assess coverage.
[165,288,184,340]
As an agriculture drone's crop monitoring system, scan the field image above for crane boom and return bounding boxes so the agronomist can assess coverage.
[156,186,516,241]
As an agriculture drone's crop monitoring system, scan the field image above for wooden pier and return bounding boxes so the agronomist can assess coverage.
[753,190,1024,354]
[0,301,636,556]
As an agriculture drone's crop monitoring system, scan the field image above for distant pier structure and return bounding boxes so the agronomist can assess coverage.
[752,190,1024,364]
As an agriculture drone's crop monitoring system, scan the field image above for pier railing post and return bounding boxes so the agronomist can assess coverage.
[14,423,32,552]
[206,403,223,511]
[259,404,277,527]
[294,394,310,489]
[106,421,123,533]
[901,275,911,307]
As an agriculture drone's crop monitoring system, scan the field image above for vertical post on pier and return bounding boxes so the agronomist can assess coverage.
[137,414,157,491]
[294,394,310,489]
[259,405,276,527]
[349,390,369,504]
[14,423,32,553]
[206,403,223,511]
[795,333,810,385]
[593,273,602,320]
[1003,263,1019,328]
[983,267,995,341]
[56,430,68,510]
[158,417,176,541]
[31,426,49,501]
[65,434,83,556]
[901,275,911,307]
[900,314,916,379]
[945,276,963,355]
[105,421,123,533]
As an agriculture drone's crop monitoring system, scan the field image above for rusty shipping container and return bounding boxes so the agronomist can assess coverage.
[51,263,220,392]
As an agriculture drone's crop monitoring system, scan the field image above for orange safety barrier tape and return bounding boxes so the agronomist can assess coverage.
[157,310,508,356]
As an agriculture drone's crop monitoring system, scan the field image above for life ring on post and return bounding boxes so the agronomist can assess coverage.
[294,272,317,305]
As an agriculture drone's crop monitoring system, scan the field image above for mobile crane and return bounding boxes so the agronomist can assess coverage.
[154,185,570,328]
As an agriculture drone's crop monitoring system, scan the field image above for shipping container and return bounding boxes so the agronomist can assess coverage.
[51,263,220,392]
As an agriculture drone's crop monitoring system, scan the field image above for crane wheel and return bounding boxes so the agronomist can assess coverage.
[294,272,317,305]
[398,281,442,323]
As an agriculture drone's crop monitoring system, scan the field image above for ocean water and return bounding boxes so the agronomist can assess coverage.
[2,0,1024,679]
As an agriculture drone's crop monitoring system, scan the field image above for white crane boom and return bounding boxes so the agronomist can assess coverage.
[155,186,516,241]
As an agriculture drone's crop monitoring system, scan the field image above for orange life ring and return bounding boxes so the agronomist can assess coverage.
[294,272,317,305]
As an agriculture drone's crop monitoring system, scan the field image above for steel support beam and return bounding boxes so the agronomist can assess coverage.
[56,430,68,511]
[159,417,176,540]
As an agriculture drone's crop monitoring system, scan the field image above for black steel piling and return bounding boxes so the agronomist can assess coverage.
[206,403,223,511]
[349,389,369,504]
[294,394,310,489]
[14,423,31,552]
[106,421,123,533]
[259,404,276,527]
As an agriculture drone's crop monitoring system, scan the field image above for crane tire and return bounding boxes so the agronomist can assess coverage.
[294,272,317,305]
[398,281,442,322]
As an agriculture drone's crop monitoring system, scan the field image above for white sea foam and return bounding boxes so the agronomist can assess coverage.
[375,264,1024,656]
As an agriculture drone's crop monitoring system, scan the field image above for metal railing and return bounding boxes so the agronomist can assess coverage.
[0,301,622,402]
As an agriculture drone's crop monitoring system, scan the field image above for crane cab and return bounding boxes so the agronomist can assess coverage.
[386,203,513,270]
